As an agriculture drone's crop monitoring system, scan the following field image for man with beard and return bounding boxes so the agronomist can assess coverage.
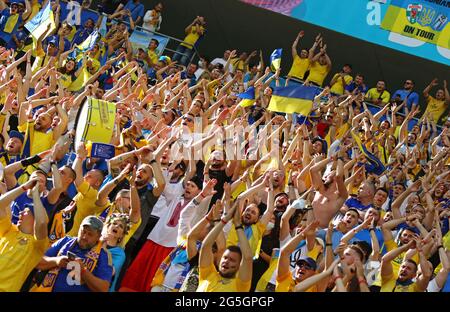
[226,175,274,257]
[197,200,253,292]
[119,176,203,292]
[34,216,113,292]
[391,79,419,114]
[310,154,347,228]
[204,149,236,207]
[276,221,331,292]
[380,240,432,292]
[18,101,68,157]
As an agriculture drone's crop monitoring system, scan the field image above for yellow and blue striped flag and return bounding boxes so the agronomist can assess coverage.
[76,29,99,53]
[351,130,386,175]
[24,2,56,40]
[270,48,282,72]
[267,85,316,115]
[237,86,256,107]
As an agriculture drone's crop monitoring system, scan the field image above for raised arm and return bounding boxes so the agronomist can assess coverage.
[32,184,49,240]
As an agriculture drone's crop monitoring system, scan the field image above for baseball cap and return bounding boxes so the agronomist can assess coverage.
[80,216,104,233]
[296,256,317,271]
[9,130,24,143]
[48,38,57,46]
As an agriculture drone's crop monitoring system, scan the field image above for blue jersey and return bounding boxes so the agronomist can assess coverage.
[344,197,372,211]
[45,236,113,292]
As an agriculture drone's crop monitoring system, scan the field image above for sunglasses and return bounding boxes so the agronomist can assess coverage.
[404,81,412,85]
[296,262,312,270]
[183,116,193,122]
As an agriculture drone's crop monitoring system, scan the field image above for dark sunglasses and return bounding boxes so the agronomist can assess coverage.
[183,116,193,122]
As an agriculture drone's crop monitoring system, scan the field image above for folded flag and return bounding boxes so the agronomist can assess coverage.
[237,86,256,107]
[268,85,317,115]
[270,48,282,72]
[351,130,386,175]
[25,2,56,40]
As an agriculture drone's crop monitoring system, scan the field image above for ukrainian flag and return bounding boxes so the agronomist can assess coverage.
[75,29,99,53]
[237,86,256,107]
[270,48,282,72]
[267,85,317,115]
[24,2,56,40]
[351,130,385,175]
[381,0,449,49]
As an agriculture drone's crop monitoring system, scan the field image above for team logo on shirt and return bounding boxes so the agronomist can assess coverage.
[18,237,28,245]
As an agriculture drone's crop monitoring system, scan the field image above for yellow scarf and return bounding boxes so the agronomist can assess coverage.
[3,14,19,34]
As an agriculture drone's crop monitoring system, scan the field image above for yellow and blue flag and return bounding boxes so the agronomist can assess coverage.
[267,85,317,115]
[237,86,256,107]
[270,48,282,72]
[75,29,99,53]
[351,130,385,175]
[24,1,56,40]
[381,0,449,49]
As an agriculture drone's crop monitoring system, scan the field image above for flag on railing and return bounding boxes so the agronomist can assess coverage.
[270,48,282,72]
[237,86,256,107]
[267,85,316,115]
[25,2,56,40]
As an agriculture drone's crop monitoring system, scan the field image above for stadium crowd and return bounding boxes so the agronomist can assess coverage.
[0,0,449,293]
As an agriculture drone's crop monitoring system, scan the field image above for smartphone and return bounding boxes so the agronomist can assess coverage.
[67,251,77,261]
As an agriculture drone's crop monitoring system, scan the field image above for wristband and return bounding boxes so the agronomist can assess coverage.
[326,243,332,247]
[358,278,367,284]
[150,159,157,165]
[21,155,42,167]
[212,218,221,223]
[21,185,27,191]
[220,218,227,225]
[235,224,244,230]
[200,192,206,198]
[192,198,200,206]
[437,245,444,250]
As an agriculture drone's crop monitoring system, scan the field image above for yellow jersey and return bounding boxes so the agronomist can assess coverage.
[381,273,420,292]
[0,217,48,291]
[18,120,55,157]
[226,222,266,258]
[67,181,110,236]
[287,55,310,80]
[330,73,353,95]
[197,263,251,292]
[365,88,391,105]
[275,270,318,292]
[181,25,204,49]
[307,61,329,86]
[424,95,446,123]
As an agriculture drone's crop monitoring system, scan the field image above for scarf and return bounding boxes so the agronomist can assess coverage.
[31,238,103,292]
[3,14,19,34]
[151,240,201,292]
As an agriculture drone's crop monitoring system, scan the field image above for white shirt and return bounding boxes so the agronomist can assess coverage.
[148,196,189,247]
[151,169,184,218]
[142,9,162,32]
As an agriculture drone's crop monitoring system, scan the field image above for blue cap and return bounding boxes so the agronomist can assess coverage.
[9,130,24,143]
[296,256,317,271]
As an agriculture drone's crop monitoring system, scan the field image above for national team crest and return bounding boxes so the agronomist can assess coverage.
[406,4,423,24]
